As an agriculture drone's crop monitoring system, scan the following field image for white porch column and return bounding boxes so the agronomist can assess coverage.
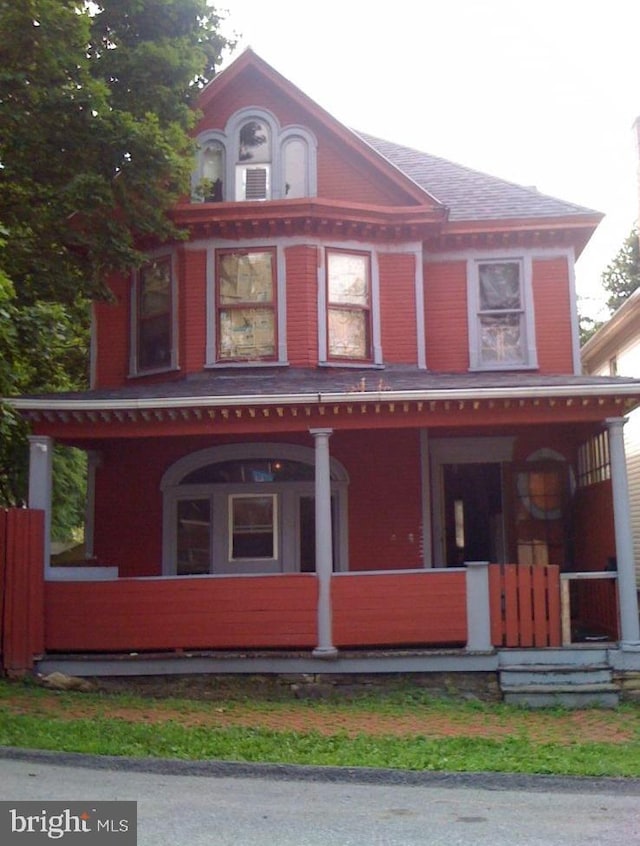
[28,435,53,574]
[310,428,338,658]
[606,418,640,649]
[465,561,493,652]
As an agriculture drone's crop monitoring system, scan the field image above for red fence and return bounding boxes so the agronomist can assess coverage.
[0,509,45,674]
[489,563,561,647]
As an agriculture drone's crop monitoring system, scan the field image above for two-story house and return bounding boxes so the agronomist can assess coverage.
[8,50,640,690]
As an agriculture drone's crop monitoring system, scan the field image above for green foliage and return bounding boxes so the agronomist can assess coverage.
[0,1,233,535]
[601,228,640,314]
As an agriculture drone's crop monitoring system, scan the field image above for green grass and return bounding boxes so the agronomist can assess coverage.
[1,680,640,777]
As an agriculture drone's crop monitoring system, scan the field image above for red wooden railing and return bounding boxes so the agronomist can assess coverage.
[489,563,561,647]
[0,509,45,673]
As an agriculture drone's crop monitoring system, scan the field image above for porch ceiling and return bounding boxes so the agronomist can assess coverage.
[11,367,640,439]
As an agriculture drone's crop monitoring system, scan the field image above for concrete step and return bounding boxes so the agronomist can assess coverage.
[500,666,612,688]
[504,687,619,709]
[498,648,609,668]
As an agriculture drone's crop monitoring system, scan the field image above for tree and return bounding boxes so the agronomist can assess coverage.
[601,228,640,313]
[0,0,234,534]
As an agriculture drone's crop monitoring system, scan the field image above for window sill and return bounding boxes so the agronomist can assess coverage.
[128,365,180,380]
[469,363,538,373]
[318,361,384,370]
[205,361,290,369]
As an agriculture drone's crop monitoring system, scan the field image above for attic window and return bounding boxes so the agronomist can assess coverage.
[236,119,271,201]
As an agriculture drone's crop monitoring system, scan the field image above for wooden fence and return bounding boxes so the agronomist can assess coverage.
[489,563,561,647]
[0,509,45,674]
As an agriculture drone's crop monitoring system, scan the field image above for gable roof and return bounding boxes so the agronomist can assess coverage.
[359,133,600,223]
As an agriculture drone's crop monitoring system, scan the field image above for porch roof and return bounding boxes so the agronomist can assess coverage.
[11,367,640,413]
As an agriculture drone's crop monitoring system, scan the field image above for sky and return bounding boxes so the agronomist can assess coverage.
[214,0,640,320]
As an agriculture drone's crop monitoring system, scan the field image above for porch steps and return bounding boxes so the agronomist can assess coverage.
[498,648,619,708]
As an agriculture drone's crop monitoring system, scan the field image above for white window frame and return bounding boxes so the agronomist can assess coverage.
[467,255,537,371]
[161,443,349,576]
[318,245,382,367]
[129,251,179,377]
[206,243,287,367]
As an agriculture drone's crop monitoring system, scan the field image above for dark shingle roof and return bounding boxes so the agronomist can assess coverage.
[12,366,640,406]
[358,132,599,222]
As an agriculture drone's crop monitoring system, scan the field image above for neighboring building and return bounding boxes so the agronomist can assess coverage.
[582,278,640,582]
[9,50,640,675]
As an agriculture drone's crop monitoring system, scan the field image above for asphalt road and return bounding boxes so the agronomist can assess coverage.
[1,749,639,845]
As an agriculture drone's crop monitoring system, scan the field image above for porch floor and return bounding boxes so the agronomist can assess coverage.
[34,643,621,679]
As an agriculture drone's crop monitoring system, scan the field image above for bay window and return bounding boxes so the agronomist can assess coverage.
[134,256,175,374]
[216,249,277,361]
[326,250,372,361]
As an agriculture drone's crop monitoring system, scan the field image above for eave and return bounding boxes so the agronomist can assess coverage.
[171,197,447,242]
[11,383,640,438]
[427,214,603,257]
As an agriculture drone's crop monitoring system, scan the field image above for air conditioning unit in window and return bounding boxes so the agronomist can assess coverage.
[239,166,270,201]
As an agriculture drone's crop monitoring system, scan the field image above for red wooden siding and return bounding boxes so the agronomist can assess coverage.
[532,257,574,374]
[379,252,417,364]
[285,245,318,366]
[93,275,129,388]
[0,509,44,673]
[423,261,469,372]
[332,571,467,646]
[45,575,318,652]
[332,430,423,571]
[573,479,615,571]
[181,248,207,373]
[489,564,561,647]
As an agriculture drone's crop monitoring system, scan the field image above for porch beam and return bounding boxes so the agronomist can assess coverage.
[27,435,53,575]
[310,428,338,658]
[606,417,640,649]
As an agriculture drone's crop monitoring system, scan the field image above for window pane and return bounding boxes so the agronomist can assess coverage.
[239,120,270,163]
[328,253,369,305]
[177,499,210,575]
[219,308,275,359]
[479,262,521,311]
[219,252,273,304]
[480,314,523,363]
[138,260,171,370]
[328,308,367,359]
[182,459,315,485]
[284,138,308,198]
[140,261,170,317]
[230,495,276,560]
[200,143,224,201]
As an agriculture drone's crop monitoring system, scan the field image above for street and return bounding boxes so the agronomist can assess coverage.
[1,751,639,845]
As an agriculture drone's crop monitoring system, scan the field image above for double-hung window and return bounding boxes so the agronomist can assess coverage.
[470,259,535,369]
[326,250,372,361]
[216,248,277,361]
[135,257,174,373]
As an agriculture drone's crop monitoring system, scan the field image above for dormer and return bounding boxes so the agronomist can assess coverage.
[192,107,318,203]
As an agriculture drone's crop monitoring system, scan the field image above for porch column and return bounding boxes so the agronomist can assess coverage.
[465,561,493,652]
[606,418,640,649]
[28,435,53,574]
[310,428,338,658]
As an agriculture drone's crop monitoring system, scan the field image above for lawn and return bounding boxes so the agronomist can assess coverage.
[1,678,639,777]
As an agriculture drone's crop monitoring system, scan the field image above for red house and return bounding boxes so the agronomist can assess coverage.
[7,50,640,702]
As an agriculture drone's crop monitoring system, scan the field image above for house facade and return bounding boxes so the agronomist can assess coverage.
[7,50,640,683]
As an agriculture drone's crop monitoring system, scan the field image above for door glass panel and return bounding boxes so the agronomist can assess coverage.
[230,494,277,560]
[177,499,211,575]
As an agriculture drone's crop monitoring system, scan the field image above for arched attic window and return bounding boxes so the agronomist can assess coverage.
[193,135,225,202]
[236,118,272,200]
[282,135,309,198]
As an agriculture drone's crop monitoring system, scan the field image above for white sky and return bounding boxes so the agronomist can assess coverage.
[216,0,640,319]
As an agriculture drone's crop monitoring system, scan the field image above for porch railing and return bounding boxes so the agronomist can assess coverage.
[489,563,561,648]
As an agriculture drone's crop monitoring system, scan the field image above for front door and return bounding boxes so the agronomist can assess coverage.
[442,463,505,566]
